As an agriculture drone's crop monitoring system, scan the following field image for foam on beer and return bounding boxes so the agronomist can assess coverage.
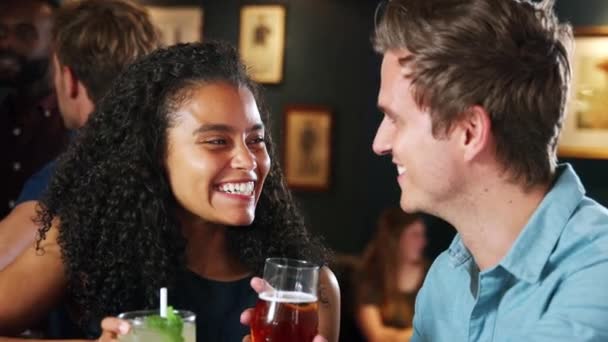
[259,291,317,303]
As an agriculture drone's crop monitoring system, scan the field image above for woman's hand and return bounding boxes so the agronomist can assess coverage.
[97,317,130,342]
[239,277,329,342]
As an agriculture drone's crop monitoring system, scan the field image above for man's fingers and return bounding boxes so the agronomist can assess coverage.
[242,335,252,342]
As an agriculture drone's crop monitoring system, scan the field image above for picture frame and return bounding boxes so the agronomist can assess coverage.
[238,4,286,84]
[559,26,608,159]
[283,106,333,191]
[146,6,204,46]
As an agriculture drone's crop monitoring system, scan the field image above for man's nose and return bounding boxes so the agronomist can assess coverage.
[372,117,393,156]
[0,28,16,50]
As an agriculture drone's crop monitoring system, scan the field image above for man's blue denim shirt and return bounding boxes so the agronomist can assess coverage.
[412,164,608,341]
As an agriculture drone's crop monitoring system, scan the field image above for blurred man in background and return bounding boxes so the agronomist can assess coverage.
[0,0,159,272]
[0,0,68,219]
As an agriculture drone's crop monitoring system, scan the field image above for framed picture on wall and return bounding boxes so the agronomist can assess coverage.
[147,6,204,46]
[238,4,286,84]
[283,106,333,191]
[559,26,608,159]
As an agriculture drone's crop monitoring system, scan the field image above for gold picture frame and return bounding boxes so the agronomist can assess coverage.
[146,6,204,46]
[283,106,332,191]
[238,4,286,84]
[559,26,608,159]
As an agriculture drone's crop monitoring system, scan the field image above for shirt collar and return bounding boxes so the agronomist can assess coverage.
[500,164,584,283]
[447,164,585,283]
[447,234,473,268]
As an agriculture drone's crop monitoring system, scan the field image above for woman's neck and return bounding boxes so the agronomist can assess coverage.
[179,213,250,281]
[396,261,425,293]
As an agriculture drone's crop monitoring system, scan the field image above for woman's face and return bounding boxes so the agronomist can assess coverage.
[165,82,270,226]
[399,219,427,264]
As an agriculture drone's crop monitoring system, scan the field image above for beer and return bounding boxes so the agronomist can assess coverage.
[251,291,319,342]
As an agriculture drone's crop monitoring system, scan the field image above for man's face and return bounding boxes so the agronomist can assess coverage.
[373,49,464,214]
[0,0,53,88]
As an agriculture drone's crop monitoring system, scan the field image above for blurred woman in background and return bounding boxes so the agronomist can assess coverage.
[355,208,429,342]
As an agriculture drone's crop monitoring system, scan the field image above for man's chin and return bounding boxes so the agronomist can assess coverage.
[400,197,417,213]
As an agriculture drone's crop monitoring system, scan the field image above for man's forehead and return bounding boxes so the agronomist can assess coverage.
[384,48,411,60]
[381,49,413,86]
[0,0,54,21]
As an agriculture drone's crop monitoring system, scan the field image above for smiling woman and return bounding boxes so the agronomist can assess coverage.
[165,82,270,227]
[0,41,339,342]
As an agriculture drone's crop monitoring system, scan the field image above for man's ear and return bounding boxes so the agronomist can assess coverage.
[63,65,80,99]
[458,105,492,161]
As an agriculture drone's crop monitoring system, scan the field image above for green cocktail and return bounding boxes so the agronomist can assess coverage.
[118,307,196,342]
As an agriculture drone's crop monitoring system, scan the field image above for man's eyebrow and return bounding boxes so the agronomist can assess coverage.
[192,123,265,135]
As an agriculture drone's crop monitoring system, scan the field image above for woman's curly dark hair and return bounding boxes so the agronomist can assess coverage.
[36,41,329,327]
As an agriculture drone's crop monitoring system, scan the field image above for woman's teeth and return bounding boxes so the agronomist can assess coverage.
[218,182,254,195]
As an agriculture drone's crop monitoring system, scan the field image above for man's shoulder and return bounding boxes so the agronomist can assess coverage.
[15,160,58,204]
[565,196,608,240]
[554,196,608,270]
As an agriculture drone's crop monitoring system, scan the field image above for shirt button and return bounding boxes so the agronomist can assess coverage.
[12,127,21,136]
[43,109,51,117]
[13,162,21,171]
[8,200,15,209]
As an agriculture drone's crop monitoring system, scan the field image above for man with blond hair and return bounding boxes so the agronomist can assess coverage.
[371,0,608,340]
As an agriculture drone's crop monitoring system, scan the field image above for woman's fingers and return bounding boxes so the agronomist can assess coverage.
[250,276,265,293]
[240,308,255,325]
[99,316,130,341]
[313,335,329,342]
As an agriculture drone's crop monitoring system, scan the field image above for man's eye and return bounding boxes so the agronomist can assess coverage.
[385,114,397,124]
[15,24,37,42]
[0,26,8,40]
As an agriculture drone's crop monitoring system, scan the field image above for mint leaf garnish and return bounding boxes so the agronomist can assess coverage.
[144,306,184,342]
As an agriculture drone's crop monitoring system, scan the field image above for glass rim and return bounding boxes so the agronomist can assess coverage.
[117,309,196,322]
[265,257,320,270]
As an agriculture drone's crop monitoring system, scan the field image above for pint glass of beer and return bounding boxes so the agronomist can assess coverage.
[251,258,320,342]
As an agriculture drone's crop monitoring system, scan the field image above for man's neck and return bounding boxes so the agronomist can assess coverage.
[76,95,95,127]
[446,175,551,271]
[15,78,52,103]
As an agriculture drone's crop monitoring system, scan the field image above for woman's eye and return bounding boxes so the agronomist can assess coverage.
[204,139,227,145]
[249,136,266,145]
